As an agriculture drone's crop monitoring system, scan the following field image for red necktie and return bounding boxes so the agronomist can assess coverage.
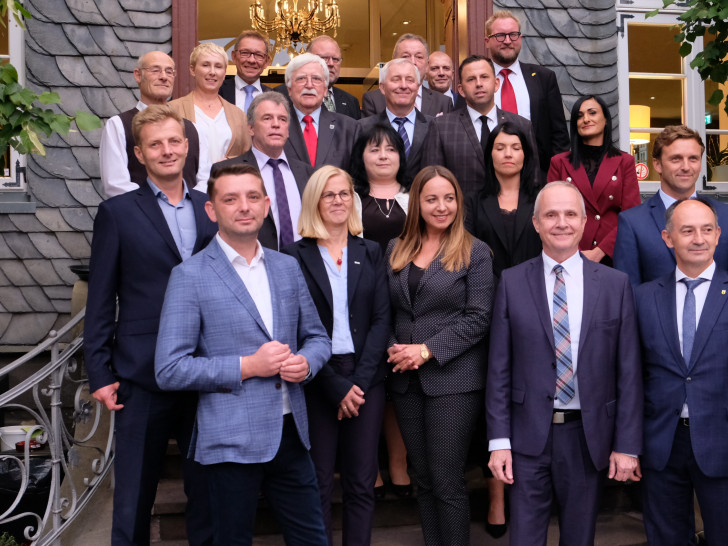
[303,115,317,166]
[499,68,518,114]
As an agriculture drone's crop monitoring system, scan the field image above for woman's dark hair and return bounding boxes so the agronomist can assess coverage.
[482,122,540,201]
[568,95,620,169]
[349,123,408,196]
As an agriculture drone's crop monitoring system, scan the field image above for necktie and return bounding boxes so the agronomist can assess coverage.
[323,90,336,112]
[392,117,411,157]
[552,265,575,404]
[681,278,707,365]
[499,68,518,114]
[479,115,490,156]
[243,84,256,113]
[268,158,294,248]
[302,115,317,166]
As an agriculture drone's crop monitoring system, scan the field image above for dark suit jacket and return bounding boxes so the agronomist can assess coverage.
[359,109,433,185]
[614,193,728,287]
[464,191,541,277]
[386,238,494,396]
[518,62,570,174]
[486,254,643,471]
[84,184,218,393]
[548,151,641,257]
[219,76,273,107]
[211,149,313,250]
[362,86,453,118]
[331,86,361,120]
[635,269,728,477]
[422,106,539,196]
[282,235,390,405]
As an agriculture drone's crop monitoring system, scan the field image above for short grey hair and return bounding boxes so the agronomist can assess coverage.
[665,197,719,233]
[533,181,586,218]
[393,33,429,59]
[284,53,329,88]
[247,91,291,126]
[380,57,421,85]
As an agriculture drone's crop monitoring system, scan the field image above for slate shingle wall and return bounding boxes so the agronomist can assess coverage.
[0,0,172,345]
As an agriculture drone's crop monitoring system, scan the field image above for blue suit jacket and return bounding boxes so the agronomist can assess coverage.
[486,254,643,470]
[154,238,331,465]
[614,192,728,286]
[84,183,217,393]
[635,268,728,477]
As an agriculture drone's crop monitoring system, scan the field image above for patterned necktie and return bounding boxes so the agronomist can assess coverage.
[268,158,294,248]
[392,117,411,157]
[243,84,256,113]
[302,115,317,166]
[499,68,518,114]
[681,277,707,365]
[553,265,575,403]
[323,89,336,112]
[479,115,490,156]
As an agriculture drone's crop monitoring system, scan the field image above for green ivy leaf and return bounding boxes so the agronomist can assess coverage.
[679,42,693,57]
[38,91,61,105]
[74,110,102,131]
[707,89,724,107]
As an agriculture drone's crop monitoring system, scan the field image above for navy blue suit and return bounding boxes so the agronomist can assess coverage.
[614,192,728,286]
[84,183,217,545]
[635,269,728,545]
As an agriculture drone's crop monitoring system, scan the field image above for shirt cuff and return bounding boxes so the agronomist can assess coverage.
[489,438,511,452]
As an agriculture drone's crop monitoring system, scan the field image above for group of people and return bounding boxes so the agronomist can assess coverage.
[86,8,728,546]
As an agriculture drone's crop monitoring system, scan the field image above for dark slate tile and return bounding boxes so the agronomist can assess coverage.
[33,148,91,180]
[95,0,133,26]
[0,236,17,259]
[127,11,172,29]
[578,49,618,69]
[567,65,618,82]
[24,260,65,285]
[43,286,73,299]
[544,38,585,66]
[87,56,126,87]
[120,0,171,11]
[62,24,105,55]
[21,286,55,312]
[4,233,44,259]
[0,216,18,232]
[569,8,616,26]
[0,268,9,286]
[89,26,131,57]
[53,259,87,285]
[109,56,139,74]
[0,260,35,285]
[571,37,618,54]
[56,57,101,86]
[116,26,172,42]
[7,213,49,233]
[51,298,72,314]
[60,208,95,232]
[56,232,91,259]
[27,233,72,259]
[25,18,77,55]
[0,313,10,338]
[67,180,104,207]
[66,0,107,25]
[72,146,102,179]
[126,41,171,58]
[25,48,72,87]
[0,313,59,345]
[540,10,581,39]
[28,175,79,208]
[0,287,33,312]
[25,0,77,24]
[83,88,129,119]
[36,208,78,233]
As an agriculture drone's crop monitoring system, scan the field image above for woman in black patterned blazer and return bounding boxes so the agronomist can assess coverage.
[386,165,495,546]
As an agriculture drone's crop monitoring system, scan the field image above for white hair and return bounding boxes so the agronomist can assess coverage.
[533,181,586,218]
[379,57,421,85]
[285,53,329,87]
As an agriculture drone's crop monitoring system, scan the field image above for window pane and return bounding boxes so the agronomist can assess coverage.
[629,78,683,128]
[705,34,728,182]
[628,24,682,74]
[380,1,427,63]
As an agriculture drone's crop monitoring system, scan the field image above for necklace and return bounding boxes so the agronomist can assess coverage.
[373,196,393,219]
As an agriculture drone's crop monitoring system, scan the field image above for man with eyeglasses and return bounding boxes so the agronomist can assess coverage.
[279,53,359,170]
[307,35,361,120]
[484,10,569,175]
[219,30,274,113]
[99,50,211,198]
[362,33,453,118]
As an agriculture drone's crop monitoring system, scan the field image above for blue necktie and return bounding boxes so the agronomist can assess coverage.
[553,265,575,403]
[392,117,411,157]
[243,84,256,112]
[681,277,707,365]
[268,158,294,248]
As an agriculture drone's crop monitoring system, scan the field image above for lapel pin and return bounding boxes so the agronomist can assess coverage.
[722,290,726,295]
[354,261,361,265]
[531,72,536,77]
[329,124,335,130]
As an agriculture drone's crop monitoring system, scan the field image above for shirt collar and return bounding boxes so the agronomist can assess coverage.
[386,107,416,124]
[216,233,265,267]
[466,104,496,125]
[146,178,190,201]
[658,188,698,211]
[492,59,522,77]
[542,250,582,278]
[234,75,261,93]
[251,145,289,166]
[295,106,322,126]
[676,261,715,283]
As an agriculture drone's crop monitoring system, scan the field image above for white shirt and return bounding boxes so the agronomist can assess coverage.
[385,107,416,148]
[216,233,292,414]
[489,250,584,452]
[659,188,698,211]
[251,146,302,243]
[492,59,532,121]
[415,86,423,112]
[233,75,263,113]
[194,105,232,165]
[675,261,715,418]
[99,100,211,198]
[466,104,497,142]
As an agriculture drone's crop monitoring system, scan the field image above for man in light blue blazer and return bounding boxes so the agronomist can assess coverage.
[155,163,331,545]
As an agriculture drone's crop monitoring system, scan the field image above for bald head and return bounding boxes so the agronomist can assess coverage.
[426,51,454,94]
[134,51,176,105]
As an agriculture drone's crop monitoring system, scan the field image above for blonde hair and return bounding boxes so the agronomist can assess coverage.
[189,42,228,67]
[132,104,185,146]
[390,166,472,273]
[298,166,363,239]
[485,10,521,35]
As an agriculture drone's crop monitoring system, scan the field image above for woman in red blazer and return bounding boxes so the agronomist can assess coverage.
[547,95,641,265]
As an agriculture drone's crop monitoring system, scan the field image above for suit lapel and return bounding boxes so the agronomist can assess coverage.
[190,190,214,254]
[647,193,675,262]
[134,185,182,261]
[300,238,333,312]
[459,109,484,169]
[288,158,309,195]
[689,269,728,369]
[482,195,509,251]
[316,110,335,167]
[577,258,600,356]
[397,261,413,308]
[347,236,365,307]
[591,155,620,204]
[564,161,597,211]
[527,257,554,348]
[513,191,533,246]
[411,110,430,157]
[286,114,310,164]
[521,64,540,125]
[654,273,685,371]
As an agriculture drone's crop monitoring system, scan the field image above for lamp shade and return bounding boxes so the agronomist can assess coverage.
[630,105,651,144]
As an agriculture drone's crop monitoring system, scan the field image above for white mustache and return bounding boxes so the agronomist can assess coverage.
[301,89,319,97]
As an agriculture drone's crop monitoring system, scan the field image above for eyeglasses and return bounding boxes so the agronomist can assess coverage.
[142,66,176,77]
[488,32,522,42]
[320,190,352,203]
[317,55,342,64]
[293,74,326,86]
[235,50,268,62]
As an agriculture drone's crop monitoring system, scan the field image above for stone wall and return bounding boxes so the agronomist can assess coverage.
[0,0,172,345]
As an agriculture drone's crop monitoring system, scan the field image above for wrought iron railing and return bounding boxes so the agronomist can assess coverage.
[0,309,114,545]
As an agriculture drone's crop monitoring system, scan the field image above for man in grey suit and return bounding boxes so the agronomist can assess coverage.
[212,92,313,251]
[362,33,452,118]
[359,58,433,185]
[218,30,273,112]
[307,35,361,120]
[281,53,359,170]
[423,55,539,196]
[155,163,331,545]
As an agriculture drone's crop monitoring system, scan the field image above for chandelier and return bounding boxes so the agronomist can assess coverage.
[250,0,341,57]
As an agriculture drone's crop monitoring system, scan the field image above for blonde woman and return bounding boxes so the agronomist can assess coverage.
[283,166,390,546]
[386,165,494,546]
[170,43,250,170]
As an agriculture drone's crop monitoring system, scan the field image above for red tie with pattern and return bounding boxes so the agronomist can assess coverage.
[499,68,518,114]
[302,115,318,166]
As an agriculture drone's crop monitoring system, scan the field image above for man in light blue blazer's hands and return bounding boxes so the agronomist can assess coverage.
[155,163,331,545]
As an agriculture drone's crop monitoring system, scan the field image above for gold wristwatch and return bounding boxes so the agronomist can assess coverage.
[420,344,430,361]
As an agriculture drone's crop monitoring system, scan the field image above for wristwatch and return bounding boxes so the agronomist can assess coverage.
[420,344,430,361]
